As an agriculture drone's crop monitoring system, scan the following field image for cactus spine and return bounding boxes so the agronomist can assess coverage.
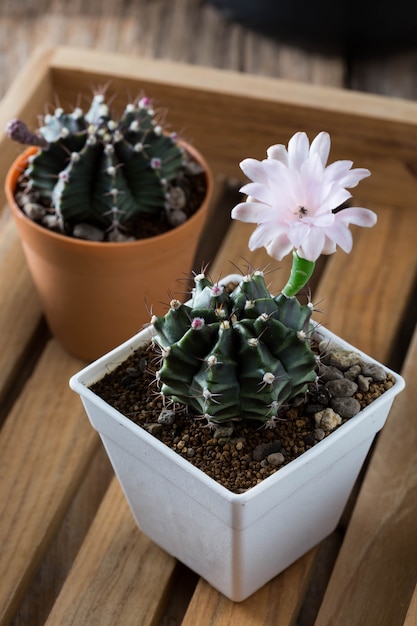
[151,271,317,427]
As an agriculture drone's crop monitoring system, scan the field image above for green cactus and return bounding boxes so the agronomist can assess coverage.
[151,270,318,427]
[6,94,191,240]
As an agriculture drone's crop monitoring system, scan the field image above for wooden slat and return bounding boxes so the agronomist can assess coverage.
[0,47,54,210]
[312,201,417,362]
[10,445,113,626]
[45,46,417,170]
[0,340,96,626]
[181,550,316,626]
[44,478,177,626]
[0,209,43,414]
[404,583,417,626]
[315,324,417,626]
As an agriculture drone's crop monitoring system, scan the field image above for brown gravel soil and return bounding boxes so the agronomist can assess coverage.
[90,343,395,494]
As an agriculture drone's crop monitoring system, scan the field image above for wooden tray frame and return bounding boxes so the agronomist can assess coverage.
[1,46,417,213]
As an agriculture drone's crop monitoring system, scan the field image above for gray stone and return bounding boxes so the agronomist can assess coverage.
[314,428,325,441]
[157,409,176,425]
[107,229,135,242]
[358,374,372,392]
[143,423,163,435]
[361,362,387,382]
[267,452,285,466]
[318,363,344,382]
[253,441,282,462]
[214,425,234,439]
[73,222,105,241]
[331,397,361,419]
[344,364,362,381]
[325,378,358,397]
[323,349,362,371]
[166,208,187,227]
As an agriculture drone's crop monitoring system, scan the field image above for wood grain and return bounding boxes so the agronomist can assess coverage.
[315,324,417,626]
[44,478,177,626]
[0,340,95,626]
[0,209,42,412]
[182,550,317,626]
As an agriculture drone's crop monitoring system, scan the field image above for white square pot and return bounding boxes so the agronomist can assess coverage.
[70,313,405,602]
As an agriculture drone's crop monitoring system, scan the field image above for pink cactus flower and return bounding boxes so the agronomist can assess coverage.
[231,131,377,262]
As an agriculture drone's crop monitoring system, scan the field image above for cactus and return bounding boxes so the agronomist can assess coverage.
[6,93,195,241]
[151,270,318,427]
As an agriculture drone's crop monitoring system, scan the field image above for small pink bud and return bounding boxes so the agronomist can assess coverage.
[150,157,162,170]
[191,317,205,330]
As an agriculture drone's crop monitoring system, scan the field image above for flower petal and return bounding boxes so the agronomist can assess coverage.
[310,131,331,166]
[239,158,269,184]
[287,132,310,170]
[230,201,263,223]
[298,227,327,261]
[265,231,294,261]
[266,143,288,165]
[336,206,377,227]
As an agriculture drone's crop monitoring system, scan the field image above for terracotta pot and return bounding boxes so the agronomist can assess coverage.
[5,144,213,361]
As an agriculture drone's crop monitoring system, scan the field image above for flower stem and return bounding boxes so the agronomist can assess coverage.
[281,251,315,298]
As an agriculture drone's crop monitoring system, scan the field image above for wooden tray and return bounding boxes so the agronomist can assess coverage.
[1,47,417,626]
[2,46,417,214]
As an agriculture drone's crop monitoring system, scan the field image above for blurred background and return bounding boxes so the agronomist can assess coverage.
[1,0,417,102]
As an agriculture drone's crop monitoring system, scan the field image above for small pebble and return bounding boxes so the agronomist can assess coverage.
[22,202,46,221]
[322,349,362,371]
[214,425,234,439]
[318,363,344,382]
[361,362,387,382]
[344,364,362,381]
[143,423,163,435]
[73,222,105,241]
[358,374,372,392]
[267,452,285,467]
[42,214,61,230]
[325,378,358,397]
[331,397,361,419]
[157,409,176,425]
[107,229,135,242]
[167,186,186,210]
[253,441,282,462]
[314,408,342,432]
[166,208,187,227]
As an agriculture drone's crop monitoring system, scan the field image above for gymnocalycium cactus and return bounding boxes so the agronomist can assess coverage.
[152,269,317,427]
[150,131,377,428]
[6,92,197,241]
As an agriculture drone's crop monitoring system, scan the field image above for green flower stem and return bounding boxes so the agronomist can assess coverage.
[281,251,316,298]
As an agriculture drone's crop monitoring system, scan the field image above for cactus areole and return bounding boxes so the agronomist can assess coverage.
[6,93,207,242]
[151,270,318,428]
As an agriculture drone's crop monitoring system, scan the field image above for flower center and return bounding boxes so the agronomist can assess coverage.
[297,205,308,218]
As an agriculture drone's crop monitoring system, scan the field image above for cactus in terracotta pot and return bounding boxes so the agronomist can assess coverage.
[6,93,202,241]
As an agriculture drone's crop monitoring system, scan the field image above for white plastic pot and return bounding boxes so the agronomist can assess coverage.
[70,285,405,602]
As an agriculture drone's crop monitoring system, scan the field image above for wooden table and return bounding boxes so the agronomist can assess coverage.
[1,4,417,624]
